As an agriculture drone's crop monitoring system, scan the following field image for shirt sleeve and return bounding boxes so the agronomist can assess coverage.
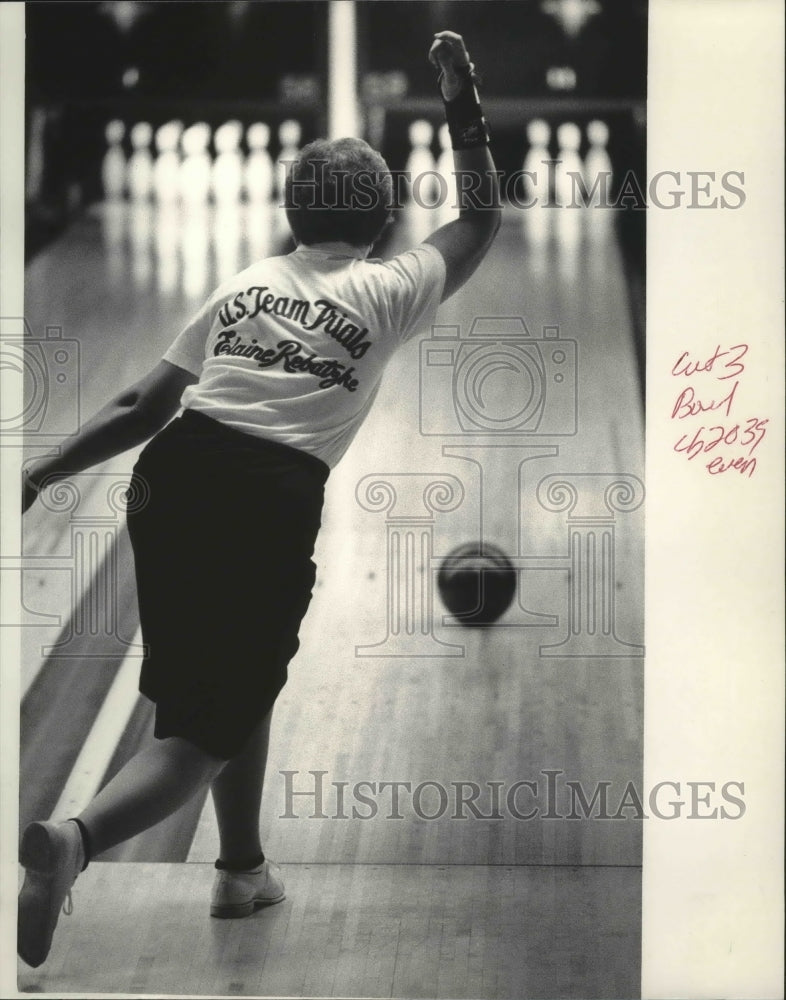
[378,243,447,344]
[162,297,213,376]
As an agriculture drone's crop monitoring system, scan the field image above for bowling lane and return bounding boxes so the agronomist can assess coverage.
[188,203,645,866]
[20,197,643,868]
[18,201,293,832]
[18,861,640,999]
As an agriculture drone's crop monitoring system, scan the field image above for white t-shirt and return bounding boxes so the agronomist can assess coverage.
[163,241,446,468]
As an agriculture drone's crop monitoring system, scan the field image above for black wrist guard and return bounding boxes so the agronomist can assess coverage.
[441,64,490,150]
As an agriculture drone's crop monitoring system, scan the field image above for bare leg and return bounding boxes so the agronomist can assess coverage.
[78,736,224,857]
[18,736,225,967]
[210,708,274,863]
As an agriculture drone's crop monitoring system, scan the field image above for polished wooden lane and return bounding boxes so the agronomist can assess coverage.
[20,200,290,696]
[19,202,292,844]
[186,202,645,868]
[19,196,643,994]
[18,861,640,999]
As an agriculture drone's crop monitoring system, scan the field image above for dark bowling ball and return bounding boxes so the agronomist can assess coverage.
[437,542,517,627]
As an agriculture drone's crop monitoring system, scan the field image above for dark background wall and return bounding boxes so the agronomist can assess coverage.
[23,0,647,339]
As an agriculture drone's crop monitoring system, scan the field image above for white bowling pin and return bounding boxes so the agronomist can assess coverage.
[406,119,438,206]
[102,119,127,201]
[554,122,584,208]
[276,119,301,205]
[245,122,273,203]
[584,120,613,207]
[522,119,551,205]
[212,120,245,204]
[179,122,213,205]
[153,121,183,204]
[127,122,154,201]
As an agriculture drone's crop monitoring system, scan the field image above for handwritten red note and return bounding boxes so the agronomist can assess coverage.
[670,344,767,478]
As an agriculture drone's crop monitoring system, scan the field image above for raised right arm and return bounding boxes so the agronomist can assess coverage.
[423,32,501,301]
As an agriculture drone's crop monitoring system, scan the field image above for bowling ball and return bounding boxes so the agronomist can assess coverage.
[437,542,516,627]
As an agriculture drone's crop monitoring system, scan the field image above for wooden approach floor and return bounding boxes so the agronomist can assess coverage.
[17,862,640,998]
[16,198,644,997]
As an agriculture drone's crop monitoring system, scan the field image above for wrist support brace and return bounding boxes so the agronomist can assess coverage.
[441,64,490,150]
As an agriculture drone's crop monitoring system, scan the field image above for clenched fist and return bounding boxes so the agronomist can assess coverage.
[429,31,472,101]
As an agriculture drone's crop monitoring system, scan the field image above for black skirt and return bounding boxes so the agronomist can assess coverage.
[126,408,329,759]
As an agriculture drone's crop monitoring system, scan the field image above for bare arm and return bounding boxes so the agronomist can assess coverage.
[423,32,501,302]
[23,360,198,512]
[425,144,500,301]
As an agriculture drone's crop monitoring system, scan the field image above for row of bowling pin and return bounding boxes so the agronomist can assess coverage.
[103,119,302,205]
[404,117,613,209]
[102,193,282,297]
[523,119,612,207]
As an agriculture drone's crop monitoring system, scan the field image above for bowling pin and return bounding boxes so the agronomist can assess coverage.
[153,120,183,204]
[522,119,551,205]
[584,120,613,208]
[520,119,552,247]
[245,122,274,203]
[179,122,213,205]
[276,119,301,206]
[406,119,438,206]
[102,119,126,201]
[554,122,584,208]
[212,120,245,204]
[127,122,154,201]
